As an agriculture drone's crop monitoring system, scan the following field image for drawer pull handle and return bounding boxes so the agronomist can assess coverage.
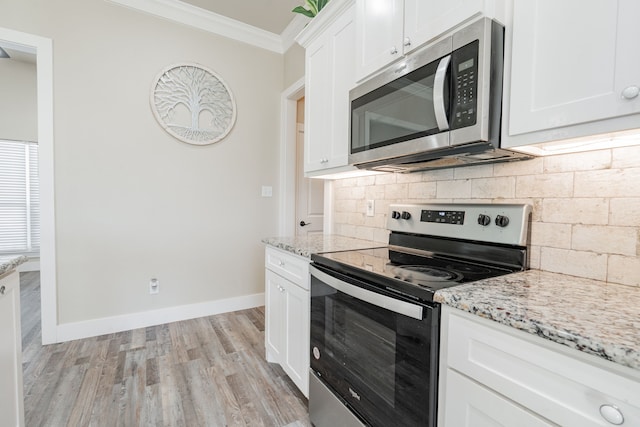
[278,260,285,267]
[600,404,624,425]
[0,285,4,295]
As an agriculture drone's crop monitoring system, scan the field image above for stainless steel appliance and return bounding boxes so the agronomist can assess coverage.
[349,18,531,173]
[309,203,532,427]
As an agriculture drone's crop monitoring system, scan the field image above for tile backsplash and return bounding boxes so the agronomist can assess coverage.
[332,145,640,287]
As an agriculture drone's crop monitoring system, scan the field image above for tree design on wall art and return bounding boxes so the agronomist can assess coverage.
[150,63,236,145]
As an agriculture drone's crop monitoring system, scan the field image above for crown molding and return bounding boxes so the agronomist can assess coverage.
[295,0,354,47]
[281,14,309,52]
[107,0,286,53]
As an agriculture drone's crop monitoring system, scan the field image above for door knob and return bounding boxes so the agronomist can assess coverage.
[300,221,311,227]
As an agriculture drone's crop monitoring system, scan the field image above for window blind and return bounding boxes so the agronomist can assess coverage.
[0,139,39,254]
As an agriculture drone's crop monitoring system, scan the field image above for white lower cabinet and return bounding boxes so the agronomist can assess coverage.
[439,306,640,427]
[264,247,309,397]
[0,270,25,427]
[444,369,553,427]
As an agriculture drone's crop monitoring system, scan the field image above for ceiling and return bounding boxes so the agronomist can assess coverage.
[181,0,304,34]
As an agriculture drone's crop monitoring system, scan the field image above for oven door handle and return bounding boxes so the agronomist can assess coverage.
[310,265,424,320]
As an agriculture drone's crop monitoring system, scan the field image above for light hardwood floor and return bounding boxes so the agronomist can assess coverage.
[19,272,311,427]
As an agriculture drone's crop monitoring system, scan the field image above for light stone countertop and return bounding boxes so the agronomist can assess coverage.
[0,255,28,276]
[262,235,383,259]
[434,269,640,371]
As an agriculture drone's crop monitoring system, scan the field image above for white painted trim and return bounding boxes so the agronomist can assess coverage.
[56,292,265,342]
[0,27,57,345]
[278,77,305,236]
[281,14,309,52]
[107,0,286,53]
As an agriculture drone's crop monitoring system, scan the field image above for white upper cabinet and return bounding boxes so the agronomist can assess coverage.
[355,0,489,82]
[297,0,358,176]
[503,0,640,147]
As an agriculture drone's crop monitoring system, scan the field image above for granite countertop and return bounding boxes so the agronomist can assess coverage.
[0,255,28,276]
[262,235,382,258]
[434,269,640,371]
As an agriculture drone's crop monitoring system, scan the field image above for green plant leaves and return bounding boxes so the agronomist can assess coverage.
[292,0,330,18]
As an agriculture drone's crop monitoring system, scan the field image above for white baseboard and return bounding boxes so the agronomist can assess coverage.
[55,292,265,343]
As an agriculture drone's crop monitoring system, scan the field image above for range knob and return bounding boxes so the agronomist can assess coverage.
[477,214,491,226]
[495,215,510,227]
[391,211,401,219]
[401,211,411,220]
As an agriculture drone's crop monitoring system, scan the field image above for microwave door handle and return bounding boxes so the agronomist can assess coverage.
[433,55,451,131]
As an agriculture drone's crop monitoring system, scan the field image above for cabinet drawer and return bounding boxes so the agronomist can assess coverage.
[265,247,309,290]
[447,311,640,426]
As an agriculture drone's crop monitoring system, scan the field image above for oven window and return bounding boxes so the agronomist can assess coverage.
[310,272,439,427]
[326,297,396,406]
[351,58,448,154]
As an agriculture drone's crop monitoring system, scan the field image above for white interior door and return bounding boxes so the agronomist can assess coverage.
[296,123,324,236]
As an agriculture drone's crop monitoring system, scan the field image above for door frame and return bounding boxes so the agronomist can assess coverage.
[0,27,57,345]
[279,77,305,236]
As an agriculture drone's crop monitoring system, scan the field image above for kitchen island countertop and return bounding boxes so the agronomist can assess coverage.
[0,255,28,276]
[434,269,640,371]
[262,235,382,259]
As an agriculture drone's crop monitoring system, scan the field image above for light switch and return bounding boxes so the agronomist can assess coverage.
[261,186,273,197]
[366,199,375,217]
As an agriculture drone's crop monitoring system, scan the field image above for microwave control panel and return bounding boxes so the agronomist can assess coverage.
[450,40,479,129]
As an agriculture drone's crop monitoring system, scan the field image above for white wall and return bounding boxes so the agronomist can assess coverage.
[0,59,37,142]
[1,0,284,326]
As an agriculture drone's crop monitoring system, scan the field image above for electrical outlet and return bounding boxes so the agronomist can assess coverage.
[366,199,375,217]
[149,278,159,294]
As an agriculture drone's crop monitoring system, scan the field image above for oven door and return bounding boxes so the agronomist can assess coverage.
[309,264,439,427]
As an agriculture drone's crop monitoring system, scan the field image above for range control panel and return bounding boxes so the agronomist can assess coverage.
[421,209,465,225]
[388,203,532,246]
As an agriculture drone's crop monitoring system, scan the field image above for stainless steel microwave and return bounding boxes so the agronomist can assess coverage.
[349,18,531,173]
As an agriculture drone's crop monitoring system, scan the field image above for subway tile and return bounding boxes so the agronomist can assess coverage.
[396,172,424,183]
[530,222,572,249]
[528,245,541,270]
[612,144,640,169]
[384,183,408,200]
[375,173,397,185]
[471,176,516,199]
[574,168,640,197]
[540,247,607,281]
[515,173,573,198]
[542,198,609,225]
[356,175,377,187]
[335,199,356,213]
[572,225,637,256]
[543,149,611,173]
[609,198,640,227]
[373,228,390,243]
[607,255,640,287]
[421,169,454,182]
[354,226,376,241]
[437,180,472,199]
[347,212,365,226]
[493,157,543,176]
[407,181,437,199]
[454,164,494,179]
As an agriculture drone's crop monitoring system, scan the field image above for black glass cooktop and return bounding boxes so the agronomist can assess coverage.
[312,247,517,301]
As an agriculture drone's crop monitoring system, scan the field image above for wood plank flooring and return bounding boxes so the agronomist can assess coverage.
[19,272,311,427]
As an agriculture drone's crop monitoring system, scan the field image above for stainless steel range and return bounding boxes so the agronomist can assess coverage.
[309,203,532,427]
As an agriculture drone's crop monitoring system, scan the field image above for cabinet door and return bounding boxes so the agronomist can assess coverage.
[265,270,285,363]
[283,278,310,397]
[508,0,640,138]
[443,369,553,427]
[0,271,25,427]
[355,0,404,81]
[327,6,356,170]
[404,0,484,54]
[304,36,332,173]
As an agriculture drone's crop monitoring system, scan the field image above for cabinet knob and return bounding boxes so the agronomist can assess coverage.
[403,37,411,47]
[390,46,398,55]
[621,86,639,100]
[599,404,624,425]
[278,260,285,267]
[278,286,285,293]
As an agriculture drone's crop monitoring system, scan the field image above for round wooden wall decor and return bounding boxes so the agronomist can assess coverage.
[150,63,237,145]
